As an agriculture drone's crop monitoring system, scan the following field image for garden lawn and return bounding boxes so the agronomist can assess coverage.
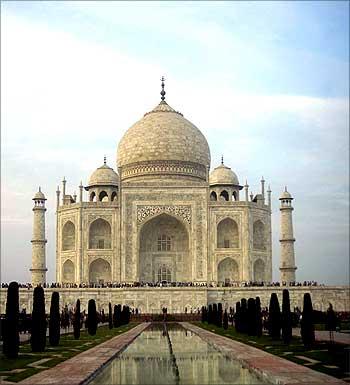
[0,323,138,383]
[194,322,349,381]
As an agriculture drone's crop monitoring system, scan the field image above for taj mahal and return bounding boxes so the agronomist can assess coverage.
[4,80,348,314]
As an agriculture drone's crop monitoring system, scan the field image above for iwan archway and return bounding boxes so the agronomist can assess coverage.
[139,213,190,283]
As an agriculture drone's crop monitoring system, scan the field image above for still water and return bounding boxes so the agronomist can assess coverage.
[88,323,267,385]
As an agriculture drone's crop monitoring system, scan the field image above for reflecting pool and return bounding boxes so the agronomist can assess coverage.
[88,323,268,385]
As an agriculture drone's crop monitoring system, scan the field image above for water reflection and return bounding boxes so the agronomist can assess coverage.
[88,323,267,384]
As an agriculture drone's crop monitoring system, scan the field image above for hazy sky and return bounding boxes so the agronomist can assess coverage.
[1,1,349,285]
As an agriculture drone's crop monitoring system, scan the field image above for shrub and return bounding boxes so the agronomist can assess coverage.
[73,299,81,339]
[255,296,262,337]
[87,299,97,336]
[213,303,218,326]
[108,302,113,329]
[301,293,315,349]
[268,293,281,339]
[217,303,223,327]
[31,286,47,352]
[3,281,19,358]
[208,304,213,324]
[247,298,256,336]
[49,291,60,346]
[113,305,118,328]
[223,309,228,330]
[281,289,292,344]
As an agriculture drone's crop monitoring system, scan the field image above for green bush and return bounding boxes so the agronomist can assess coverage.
[3,281,20,358]
[31,286,47,352]
[73,299,81,339]
[87,299,97,336]
[49,291,60,346]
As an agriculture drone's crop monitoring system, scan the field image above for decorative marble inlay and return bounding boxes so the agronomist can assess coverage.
[137,205,191,225]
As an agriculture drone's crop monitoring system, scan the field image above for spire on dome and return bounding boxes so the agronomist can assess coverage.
[160,76,166,101]
[221,155,224,165]
[104,155,107,165]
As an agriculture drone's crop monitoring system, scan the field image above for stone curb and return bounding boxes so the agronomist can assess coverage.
[182,322,347,385]
[18,323,149,385]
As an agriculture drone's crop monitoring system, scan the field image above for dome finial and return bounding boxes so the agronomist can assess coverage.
[221,155,224,165]
[285,185,287,192]
[104,155,106,165]
[39,186,41,192]
[160,76,166,101]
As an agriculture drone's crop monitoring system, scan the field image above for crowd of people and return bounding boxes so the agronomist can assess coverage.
[1,280,322,289]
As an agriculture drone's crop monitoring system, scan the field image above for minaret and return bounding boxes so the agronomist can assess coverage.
[30,187,48,286]
[279,187,297,283]
[244,180,249,202]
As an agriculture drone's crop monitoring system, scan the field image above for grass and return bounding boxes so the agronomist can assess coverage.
[194,322,350,381]
[0,323,138,382]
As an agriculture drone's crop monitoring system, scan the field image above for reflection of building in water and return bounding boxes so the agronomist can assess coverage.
[42,81,288,287]
[89,325,264,385]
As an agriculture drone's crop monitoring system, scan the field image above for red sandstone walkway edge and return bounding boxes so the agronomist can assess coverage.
[18,323,149,385]
[182,322,347,385]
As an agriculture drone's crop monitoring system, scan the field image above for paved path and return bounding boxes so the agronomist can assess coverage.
[18,323,149,385]
[292,328,350,345]
[183,323,347,385]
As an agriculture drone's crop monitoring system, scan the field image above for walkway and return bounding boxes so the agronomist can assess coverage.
[292,328,350,345]
[18,323,149,385]
[183,322,347,385]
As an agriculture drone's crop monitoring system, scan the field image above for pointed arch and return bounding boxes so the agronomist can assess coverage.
[99,191,108,202]
[89,258,111,284]
[62,259,75,283]
[111,191,117,201]
[210,191,217,201]
[89,218,111,249]
[217,218,239,248]
[90,191,96,202]
[253,220,265,250]
[253,259,265,281]
[218,257,239,283]
[220,190,229,201]
[62,221,75,251]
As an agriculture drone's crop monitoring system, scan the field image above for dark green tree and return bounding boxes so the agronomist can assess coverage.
[213,304,218,326]
[217,303,223,327]
[3,281,20,358]
[234,301,241,332]
[116,304,122,327]
[49,291,60,346]
[208,304,213,324]
[113,305,118,327]
[31,286,47,352]
[268,293,281,339]
[247,298,256,336]
[255,296,263,337]
[73,299,81,340]
[240,298,248,334]
[223,309,229,330]
[300,293,315,349]
[108,302,113,329]
[281,289,292,344]
[87,299,97,336]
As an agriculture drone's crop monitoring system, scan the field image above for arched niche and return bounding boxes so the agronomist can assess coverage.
[253,220,266,250]
[89,218,112,249]
[217,257,239,283]
[99,191,108,202]
[253,259,265,281]
[210,191,217,201]
[111,191,117,201]
[89,258,111,284]
[90,191,96,202]
[62,259,75,283]
[217,218,239,248]
[220,190,229,201]
[62,221,75,251]
[139,213,189,282]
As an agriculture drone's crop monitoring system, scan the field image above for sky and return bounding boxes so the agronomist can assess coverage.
[1,1,349,285]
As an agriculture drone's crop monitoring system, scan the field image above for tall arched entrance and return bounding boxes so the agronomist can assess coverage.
[217,257,239,284]
[89,258,111,284]
[139,213,189,282]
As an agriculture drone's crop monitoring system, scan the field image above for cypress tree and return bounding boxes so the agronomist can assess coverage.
[49,291,60,346]
[240,299,248,334]
[31,286,47,352]
[301,293,315,349]
[234,301,241,332]
[223,309,229,330]
[87,299,97,336]
[116,304,122,327]
[113,305,118,327]
[217,303,223,327]
[208,304,213,324]
[281,289,292,345]
[255,296,263,337]
[268,293,281,339]
[108,302,113,329]
[73,299,81,340]
[3,281,20,358]
[213,304,218,327]
[247,298,256,336]
[201,306,205,322]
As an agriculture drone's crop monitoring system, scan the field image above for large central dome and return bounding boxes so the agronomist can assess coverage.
[117,100,211,181]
